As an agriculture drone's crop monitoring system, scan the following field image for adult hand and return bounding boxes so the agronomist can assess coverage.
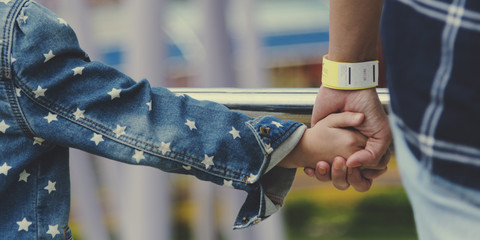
[308,86,392,191]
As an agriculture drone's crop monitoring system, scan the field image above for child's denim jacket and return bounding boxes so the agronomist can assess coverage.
[0,0,305,239]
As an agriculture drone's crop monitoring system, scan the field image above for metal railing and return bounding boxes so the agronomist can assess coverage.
[170,88,390,126]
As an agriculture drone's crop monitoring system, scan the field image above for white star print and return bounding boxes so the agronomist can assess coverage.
[229,127,241,139]
[0,162,12,176]
[201,154,214,169]
[18,170,30,182]
[72,66,85,76]
[44,180,56,194]
[108,88,122,100]
[18,11,28,23]
[43,50,55,63]
[0,120,10,133]
[17,218,32,232]
[33,137,45,146]
[272,121,283,128]
[247,173,258,183]
[90,133,104,146]
[223,180,234,188]
[73,108,85,120]
[185,119,197,130]
[57,18,68,26]
[159,142,171,155]
[0,0,11,5]
[264,143,273,154]
[132,150,145,163]
[44,112,58,123]
[182,165,191,171]
[33,86,47,98]
[146,101,152,111]
[16,87,21,97]
[46,224,60,238]
[11,57,16,63]
[113,125,126,138]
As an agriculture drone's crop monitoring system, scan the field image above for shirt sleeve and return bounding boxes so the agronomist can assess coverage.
[9,1,304,229]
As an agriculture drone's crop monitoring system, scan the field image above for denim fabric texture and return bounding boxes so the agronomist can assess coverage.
[0,0,304,238]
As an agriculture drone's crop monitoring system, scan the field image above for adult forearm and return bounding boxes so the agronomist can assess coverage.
[328,0,383,62]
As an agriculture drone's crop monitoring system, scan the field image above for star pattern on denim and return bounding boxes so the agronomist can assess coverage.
[146,101,152,111]
[0,0,11,5]
[43,50,55,63]
[247,173,258,184]
[90,133,104,146]
[229,127,240,139]
[33,137,45,146]
[182,165,191,171]
[201,154,214,169]
[0,120,10,133]
[15,87,21,97]
[108,88,122,100]
[18,10,28,23]
[44,180,56,194]
[271,121,283,128]
[16,218,32,232]
[46,224,60,238]
[223,180,234,188]
[159,142,171,155]
[18,170,30,182]
[33,86,47,98]
[132,150,145,163]
[44,112,58,123]
[113,125,126,138]
[57,18,68,26]
[0,162,12,176]
[73,108,85,120]
[185,119,196,130]
[72,66,85,76]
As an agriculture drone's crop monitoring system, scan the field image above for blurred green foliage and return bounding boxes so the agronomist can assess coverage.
[283,186,417,240]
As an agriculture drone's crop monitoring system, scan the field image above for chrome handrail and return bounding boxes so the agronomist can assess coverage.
[170,88,390,126]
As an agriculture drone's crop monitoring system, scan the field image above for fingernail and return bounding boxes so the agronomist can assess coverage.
[348,162,362,168]
[354,113,363,121]
[334,160,343,170]
[318,167,327,175]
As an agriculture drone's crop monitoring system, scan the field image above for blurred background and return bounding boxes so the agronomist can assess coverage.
[36,0,414,239]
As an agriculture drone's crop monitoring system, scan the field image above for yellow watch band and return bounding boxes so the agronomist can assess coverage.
[322,55,379,90]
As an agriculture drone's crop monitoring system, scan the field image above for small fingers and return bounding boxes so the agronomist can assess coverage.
[331,157,350,190]
[314,161,331,182]
[303,167,315,177]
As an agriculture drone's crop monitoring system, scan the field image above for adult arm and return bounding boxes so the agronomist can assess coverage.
[311,0,391,192]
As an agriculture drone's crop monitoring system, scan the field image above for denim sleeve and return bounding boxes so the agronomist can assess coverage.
[10,1,304,228]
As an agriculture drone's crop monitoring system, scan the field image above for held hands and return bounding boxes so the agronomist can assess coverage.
[307,86,392,192]
[278,112,367,170]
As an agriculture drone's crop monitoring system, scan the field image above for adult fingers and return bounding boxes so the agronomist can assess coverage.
[346,136,391,169]
[348,168,373,192]
[360,149,390,179]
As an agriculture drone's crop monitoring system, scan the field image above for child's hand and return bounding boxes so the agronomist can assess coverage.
[278,112,366,169]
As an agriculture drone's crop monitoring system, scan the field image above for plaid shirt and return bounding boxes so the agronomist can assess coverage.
[382,0,480,190]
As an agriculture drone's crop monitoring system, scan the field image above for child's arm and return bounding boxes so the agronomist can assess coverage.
[278,112,366,169]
